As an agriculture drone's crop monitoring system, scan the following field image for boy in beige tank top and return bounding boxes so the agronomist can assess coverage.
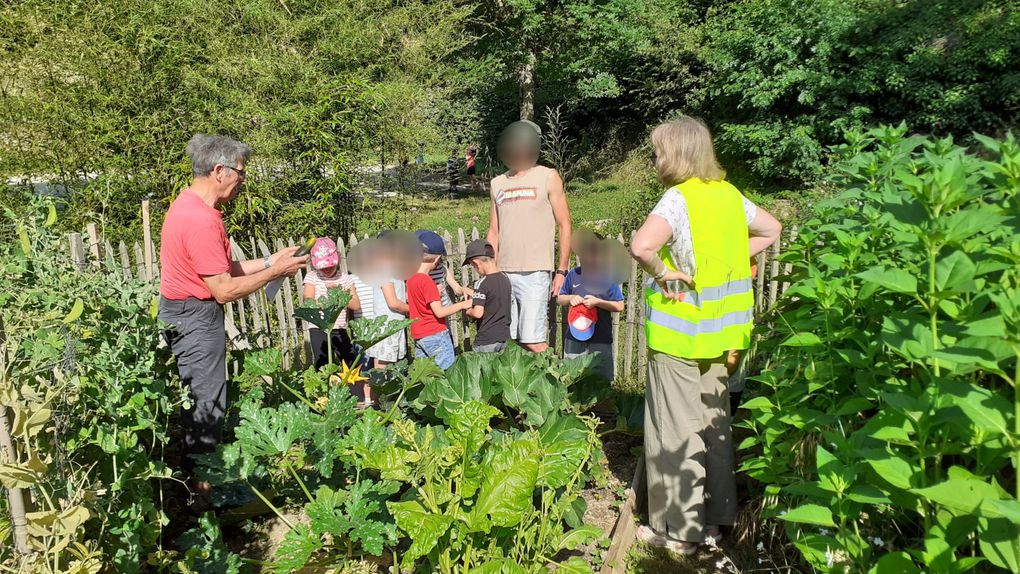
[486,121,573,352]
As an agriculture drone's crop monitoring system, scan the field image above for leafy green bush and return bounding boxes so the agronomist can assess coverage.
[742,126,1020,572]
[0,200,186,571]
[195,339,609,572]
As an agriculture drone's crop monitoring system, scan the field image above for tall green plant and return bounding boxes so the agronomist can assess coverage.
[742,125,1020,572]
[0,199,186,572]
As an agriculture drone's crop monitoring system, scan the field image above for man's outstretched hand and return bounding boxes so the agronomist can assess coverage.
[271,246,308,278]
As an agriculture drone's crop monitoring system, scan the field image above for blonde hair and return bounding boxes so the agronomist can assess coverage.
[423,253,441,263]
[651,117,725,185]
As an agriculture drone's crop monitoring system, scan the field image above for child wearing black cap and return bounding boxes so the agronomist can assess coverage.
[462,239,511,353]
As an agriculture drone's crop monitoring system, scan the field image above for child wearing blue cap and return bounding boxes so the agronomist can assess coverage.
[408,230,473,369]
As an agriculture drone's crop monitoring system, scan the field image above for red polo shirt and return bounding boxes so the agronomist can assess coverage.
[159,188,232,300]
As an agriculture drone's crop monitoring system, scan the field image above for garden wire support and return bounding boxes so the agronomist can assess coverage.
[0,315,30,555]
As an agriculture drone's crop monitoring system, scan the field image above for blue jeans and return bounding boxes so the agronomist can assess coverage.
[414,330,456,370]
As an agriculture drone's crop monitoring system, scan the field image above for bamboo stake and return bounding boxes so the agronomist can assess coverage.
[755,251,767,315]
[457,228,470,350]
[781,226,798,297]
[624,233,638,380]
[0,314,28,555]
[141,200,154,280]
[768,238,782,309]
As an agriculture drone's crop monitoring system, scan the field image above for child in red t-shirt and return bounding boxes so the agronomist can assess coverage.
[408,230,473,369]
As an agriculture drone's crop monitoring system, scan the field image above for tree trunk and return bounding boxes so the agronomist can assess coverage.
[0,315,29,555]
[518,49,536,121]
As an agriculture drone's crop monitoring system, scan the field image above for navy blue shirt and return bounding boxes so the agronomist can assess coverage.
[560,267,624,344]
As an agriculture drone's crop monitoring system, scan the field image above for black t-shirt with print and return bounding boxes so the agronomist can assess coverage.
[471,272,511,347]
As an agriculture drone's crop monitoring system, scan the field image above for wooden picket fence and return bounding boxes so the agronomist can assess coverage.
[67,201,796,381]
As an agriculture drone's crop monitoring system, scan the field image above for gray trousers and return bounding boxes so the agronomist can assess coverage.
[473,341,506,353]
[158,297,227,458]
[564,339,614,381]
[645,350,736,543]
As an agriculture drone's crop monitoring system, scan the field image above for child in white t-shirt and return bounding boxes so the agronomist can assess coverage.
[302,238,360,368]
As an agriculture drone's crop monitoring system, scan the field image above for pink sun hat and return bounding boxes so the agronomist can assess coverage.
[310,237,340,270]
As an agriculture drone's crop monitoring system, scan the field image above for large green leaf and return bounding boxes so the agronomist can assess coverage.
[467,436,541,532]
[273,523,322,574]
[778,503,836,527]
[554,524,602,551]
[496,345,541,409]
[349,315,413,350]
[863,449,919,490]
[420,352,496,420]
[935,250,976,293]
[448,401,500,498]
[979,517,1019,572]
[867,552,920,574]
[936,379,1012,436]
[856,267,917,294]
[295,287,352,332]
[520,377,566,427]
[388,499,454,567]
[234,401,314,460]
[556,556,595,574]
[537,413,590,488]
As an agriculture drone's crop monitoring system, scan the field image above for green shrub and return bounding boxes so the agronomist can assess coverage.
[0,199,186,571]
[742,125,1020,572]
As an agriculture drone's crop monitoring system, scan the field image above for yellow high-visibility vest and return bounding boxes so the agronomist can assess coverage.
[644,178,754,359]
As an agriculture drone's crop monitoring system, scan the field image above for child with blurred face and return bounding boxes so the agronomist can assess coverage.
[303,238,361,369]
[407,231,473,369]
[556,233,626,380]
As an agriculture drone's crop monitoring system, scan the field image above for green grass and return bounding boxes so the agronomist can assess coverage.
[359,180,654,239]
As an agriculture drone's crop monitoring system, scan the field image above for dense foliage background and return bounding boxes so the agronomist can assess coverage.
[3,0,1018,241]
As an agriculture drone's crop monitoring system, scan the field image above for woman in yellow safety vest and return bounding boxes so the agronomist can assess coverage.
[629,117,782,554]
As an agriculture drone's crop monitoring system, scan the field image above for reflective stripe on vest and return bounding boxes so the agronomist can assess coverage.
[644,178,754,359]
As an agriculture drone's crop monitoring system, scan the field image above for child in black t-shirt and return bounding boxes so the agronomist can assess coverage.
[462,239,511,353]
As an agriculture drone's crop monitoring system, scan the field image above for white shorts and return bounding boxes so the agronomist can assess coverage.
[508,271,551,345]
[366,331,406,364]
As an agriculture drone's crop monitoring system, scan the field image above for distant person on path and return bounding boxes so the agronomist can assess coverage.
[486,120,572,353]
[158,134,307,500]
[302,237,360,368]
[556,233,625,380]
[465,144,479,192]
[408,230,473,369]
[462,239,512,353]
[629,117,781,554]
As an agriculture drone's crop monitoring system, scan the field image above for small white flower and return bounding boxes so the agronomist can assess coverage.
[756,541,765,552]
[826,547,835,567]
[819,528,831,536]
[716,560,726,569]
[758,558,765,564]
[871,537,884,547]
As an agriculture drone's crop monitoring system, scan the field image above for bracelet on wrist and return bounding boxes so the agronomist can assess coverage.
[653,267,668,281]
[263,255,272,270]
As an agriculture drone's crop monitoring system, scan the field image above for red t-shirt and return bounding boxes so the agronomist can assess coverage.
[407,273,447,339]
[159,188,232,300]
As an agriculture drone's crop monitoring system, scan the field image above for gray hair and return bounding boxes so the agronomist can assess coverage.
[185,134,252,177]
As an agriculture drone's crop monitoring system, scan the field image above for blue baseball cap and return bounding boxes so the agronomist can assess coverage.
[415,230,446,255]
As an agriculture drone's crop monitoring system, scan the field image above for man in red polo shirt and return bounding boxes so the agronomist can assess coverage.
[158,134,307,495]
